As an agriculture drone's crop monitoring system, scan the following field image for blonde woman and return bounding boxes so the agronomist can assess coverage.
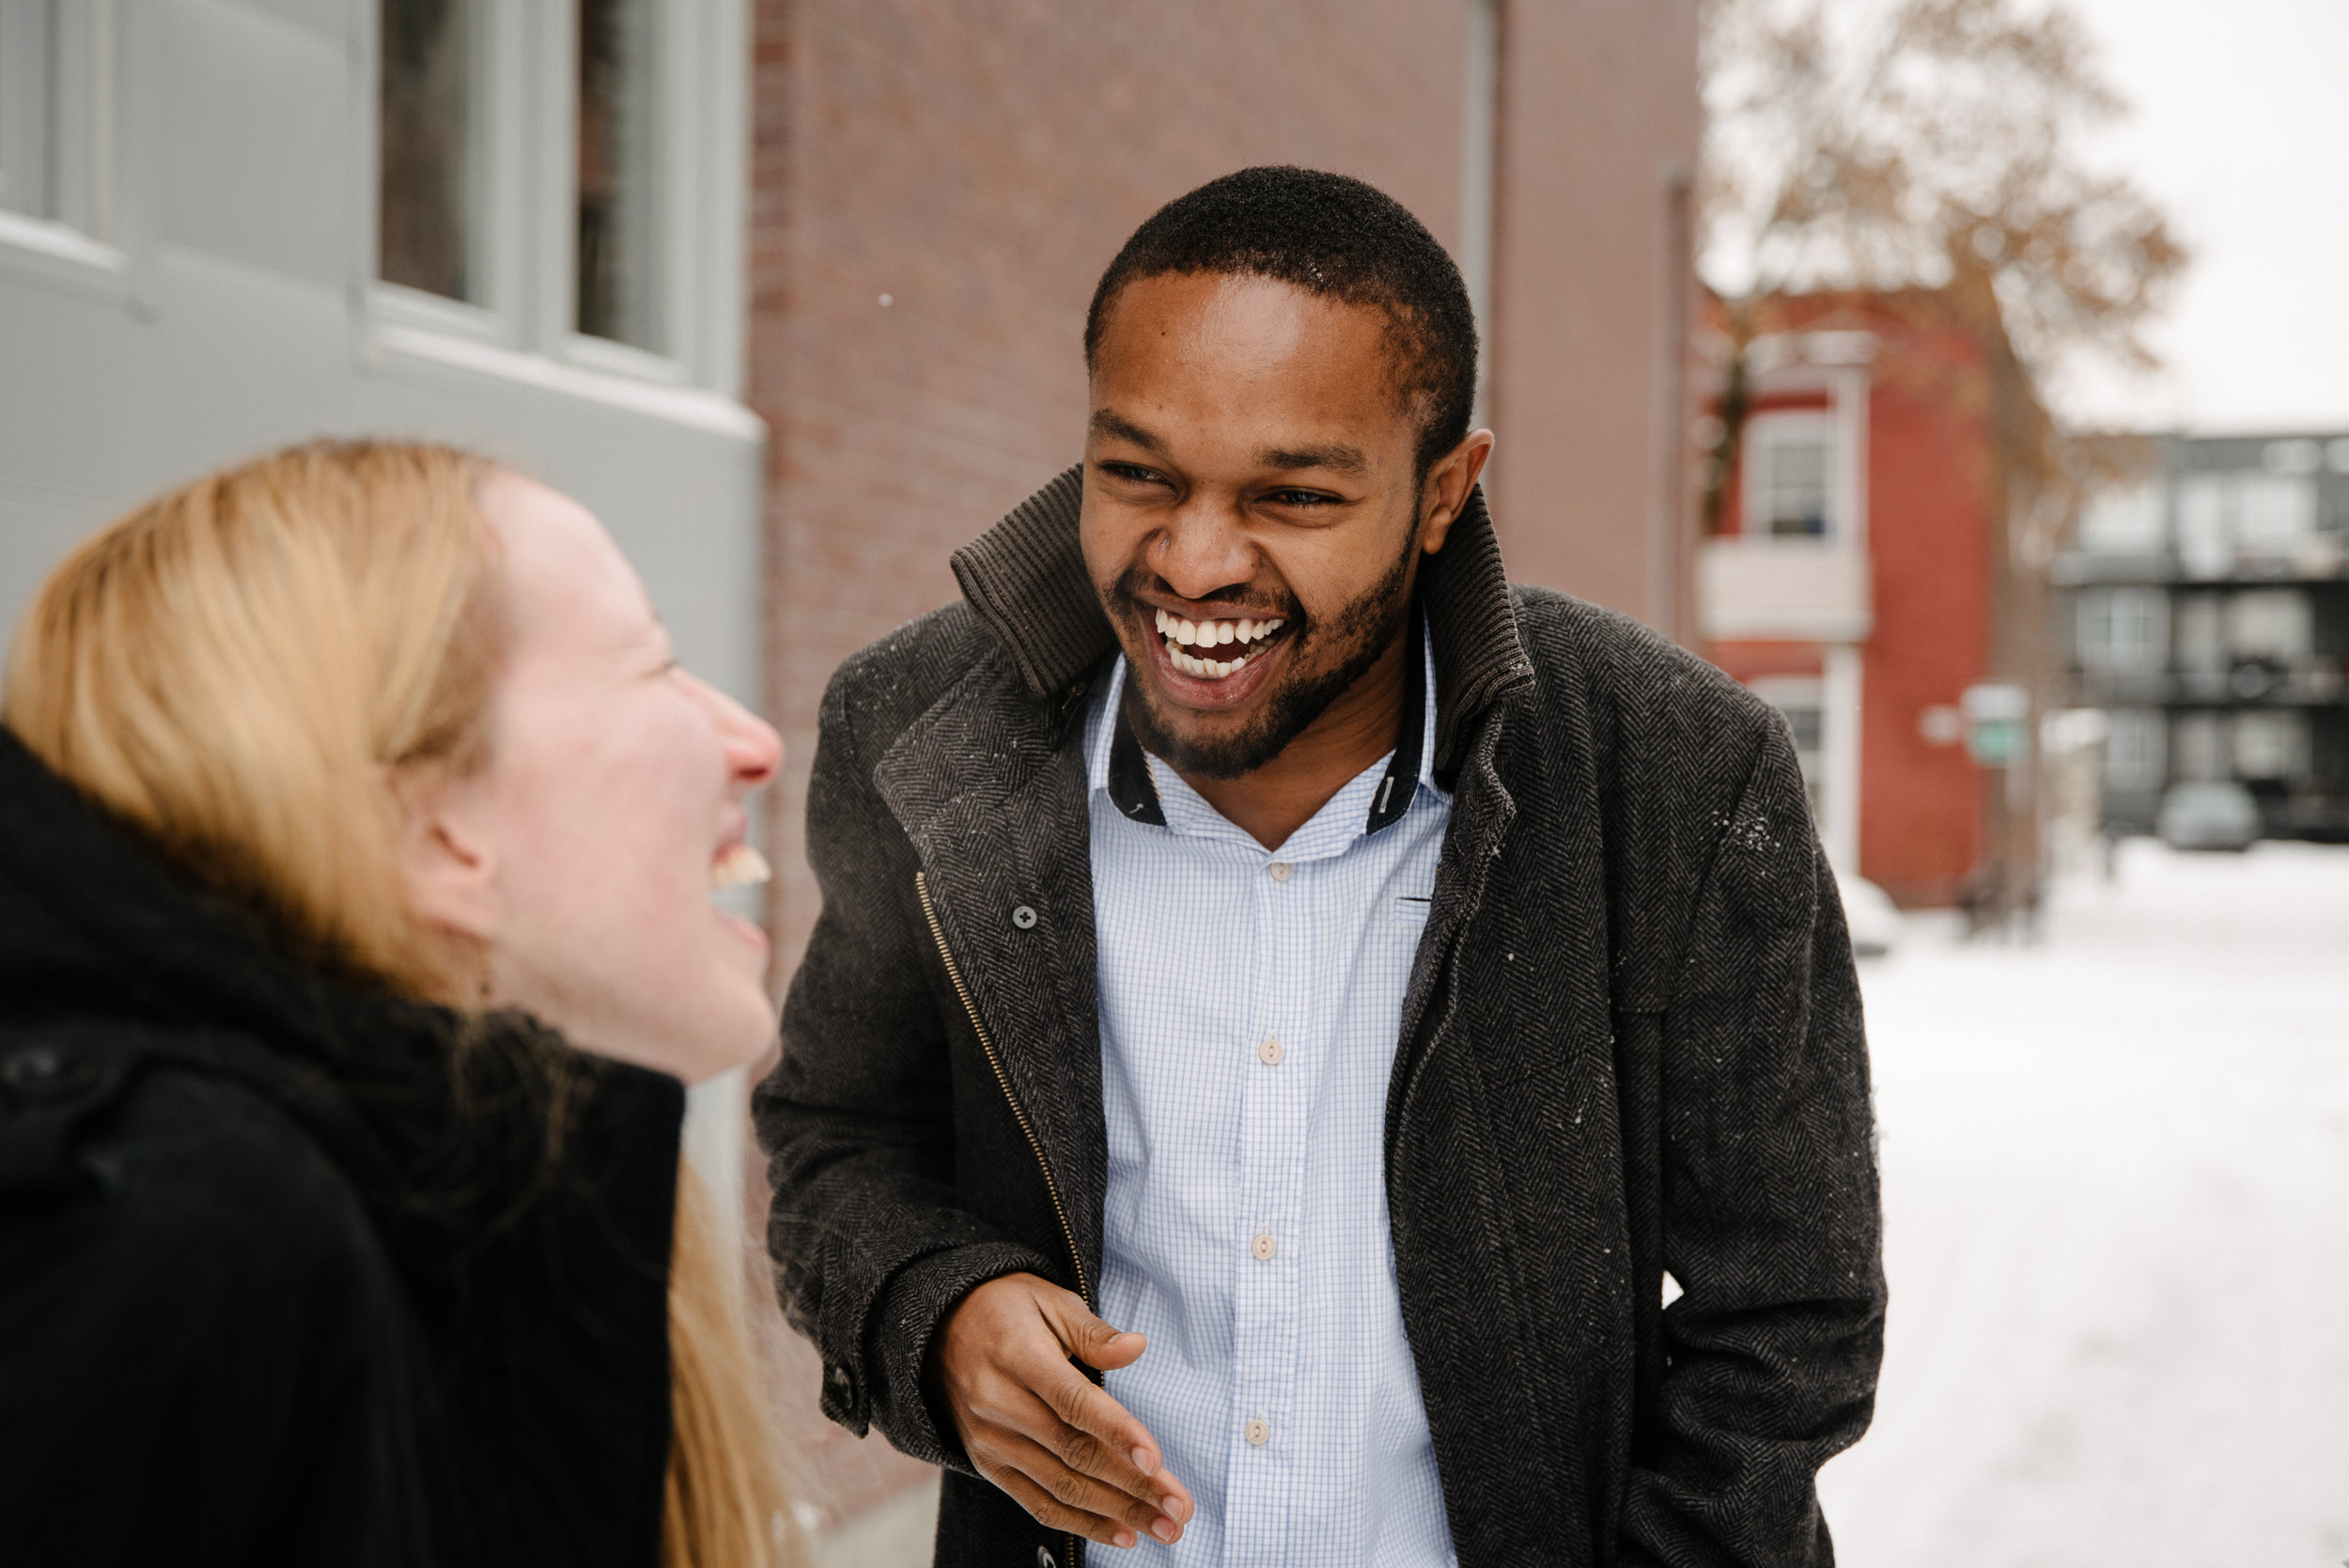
[0,442,797,1567]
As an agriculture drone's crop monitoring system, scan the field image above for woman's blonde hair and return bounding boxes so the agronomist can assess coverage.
[3,439,796,1568]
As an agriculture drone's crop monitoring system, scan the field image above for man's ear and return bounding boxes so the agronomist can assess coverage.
[1418,429,1497,556]
[388,769,501,943]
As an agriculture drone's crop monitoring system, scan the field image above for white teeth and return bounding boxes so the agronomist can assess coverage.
[1155,608,1170,636]
[1237,618,1255,642]
[1217,622,1235,645]
[1178,618,1198,644]
[709,842,771,892]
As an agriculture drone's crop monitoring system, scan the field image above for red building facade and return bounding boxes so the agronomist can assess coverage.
[1701,293,2007,908]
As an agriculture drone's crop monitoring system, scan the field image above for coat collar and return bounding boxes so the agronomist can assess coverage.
[948,465,1535,774]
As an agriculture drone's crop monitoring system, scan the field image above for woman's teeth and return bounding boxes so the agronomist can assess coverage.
[709,842,772,892]
[1153,607,1286,680]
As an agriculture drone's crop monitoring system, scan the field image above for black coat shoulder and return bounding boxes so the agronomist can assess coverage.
[1503,584,1816,1011]
[0,1042,438,1566]
[821,602,1008,751]
[1508,583,1783,758]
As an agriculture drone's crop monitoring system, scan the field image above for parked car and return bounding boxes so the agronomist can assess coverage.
[2155,781,2262,852]
[1836,872,1904,958]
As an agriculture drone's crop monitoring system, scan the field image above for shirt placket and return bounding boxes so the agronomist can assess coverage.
[1227,845,1315,1566]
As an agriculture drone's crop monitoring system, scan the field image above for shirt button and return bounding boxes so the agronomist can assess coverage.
[1251,1232,1276,1261]
[1257,1037,1283,1065]
[1244,1417,1270,1447]
[1011,905,1038,929]
[1268,862,1292,882]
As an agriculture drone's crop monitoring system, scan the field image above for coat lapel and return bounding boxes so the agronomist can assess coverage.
[869,657,1109,1289]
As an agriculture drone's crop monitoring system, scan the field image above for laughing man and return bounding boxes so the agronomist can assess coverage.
[758,167,1885,1568]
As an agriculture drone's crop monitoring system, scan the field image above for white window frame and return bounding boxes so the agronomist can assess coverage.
[2076,586,2170,674]
[0,0,147,308]
[2103,707,2167,792]
[1743,410,1840,540]
[2232,709,2310,782]
[362,0,748,402]
[2077,481,2167,555]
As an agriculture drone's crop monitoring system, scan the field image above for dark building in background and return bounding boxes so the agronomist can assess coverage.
[2058,431,2349,840]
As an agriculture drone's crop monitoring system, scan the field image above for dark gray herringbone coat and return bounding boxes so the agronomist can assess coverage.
[755,471,1884,1568]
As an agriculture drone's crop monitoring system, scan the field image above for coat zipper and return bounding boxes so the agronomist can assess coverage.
[914,871,1090,1568]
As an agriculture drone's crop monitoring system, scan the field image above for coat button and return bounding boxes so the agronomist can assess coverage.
[1011,905,1038,930]
[2,1046,62,1088]
[830,1365,851,1390]
[1034,1548,1057,1568]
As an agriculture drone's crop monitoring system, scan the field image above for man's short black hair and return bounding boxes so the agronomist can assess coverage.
[1083,167,1479,484]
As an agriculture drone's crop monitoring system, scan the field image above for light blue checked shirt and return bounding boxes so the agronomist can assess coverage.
[1083,622,1456,1568]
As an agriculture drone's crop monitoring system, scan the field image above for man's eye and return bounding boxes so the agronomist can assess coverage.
[1268,489,1337,507]
[1104,462,1164,485]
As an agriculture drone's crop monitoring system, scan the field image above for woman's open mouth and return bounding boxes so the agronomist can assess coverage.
[1152,607,1289,681]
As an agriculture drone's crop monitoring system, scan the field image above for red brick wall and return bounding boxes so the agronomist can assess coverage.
[1486,0,1703,625]
[1857,314,1996,906]
[1701,294,2000,907]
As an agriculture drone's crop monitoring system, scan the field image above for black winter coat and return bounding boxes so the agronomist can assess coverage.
[0,731,685,1566]
[756,472,1887,1568]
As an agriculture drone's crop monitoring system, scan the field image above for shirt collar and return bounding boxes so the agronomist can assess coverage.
[1086,604,1439,837]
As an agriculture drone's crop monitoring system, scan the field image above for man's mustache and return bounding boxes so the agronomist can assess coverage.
[1105,566,1305,630]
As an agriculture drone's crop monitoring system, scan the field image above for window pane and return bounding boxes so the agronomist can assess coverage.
[0,0,54,219]
[2104,708,2166,791]
[1766,435,1830,536]
[576,0,662,350]
[2078,483,2166,554]
[379,0,477,302]
[2233,710,2310,781]
[2077,587,2169,673]
[2226,589,2311,663]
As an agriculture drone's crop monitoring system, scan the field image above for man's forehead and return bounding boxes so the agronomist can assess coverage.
[1090,406,1377,477]
[1090,274,1415,455]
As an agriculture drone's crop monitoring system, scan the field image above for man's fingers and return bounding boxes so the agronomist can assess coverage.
[992,1433,1185,1543]
[1049,1296,1148,1373]
[984,1461,1143,1549]
[1029,1363,1192,1516]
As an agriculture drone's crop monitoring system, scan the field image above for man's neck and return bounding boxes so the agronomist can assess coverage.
[1170,629,1411,852]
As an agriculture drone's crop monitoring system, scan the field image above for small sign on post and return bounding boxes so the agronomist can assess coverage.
[1961,682,2031,768]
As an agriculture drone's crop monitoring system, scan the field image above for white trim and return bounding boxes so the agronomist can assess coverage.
[1822,643,1864,872]
[1832,365,1870,553]
[368,320,764,439]
[0,0,148,311]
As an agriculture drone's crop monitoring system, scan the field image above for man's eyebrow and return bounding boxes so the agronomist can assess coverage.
[1258,442,1368,476]
[1089,410,1166,452]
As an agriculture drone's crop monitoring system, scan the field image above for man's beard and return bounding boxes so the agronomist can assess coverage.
[1106,528,1417,782]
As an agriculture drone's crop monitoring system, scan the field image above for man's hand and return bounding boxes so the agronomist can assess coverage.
[927,1273,1192,1549]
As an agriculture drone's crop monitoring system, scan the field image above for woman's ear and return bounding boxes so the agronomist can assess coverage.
[388,768,501,943]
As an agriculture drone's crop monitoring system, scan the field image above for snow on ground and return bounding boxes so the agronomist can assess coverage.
[1821,840,2349,1566]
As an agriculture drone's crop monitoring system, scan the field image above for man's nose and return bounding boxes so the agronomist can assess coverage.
[1149,497,1256,602]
